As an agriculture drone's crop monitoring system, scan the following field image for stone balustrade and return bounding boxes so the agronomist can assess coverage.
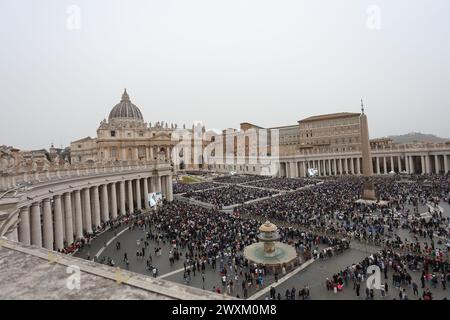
[0,160,170,192]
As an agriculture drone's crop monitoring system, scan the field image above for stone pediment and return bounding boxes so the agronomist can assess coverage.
[151,131,172,140]
[72,136,93,143]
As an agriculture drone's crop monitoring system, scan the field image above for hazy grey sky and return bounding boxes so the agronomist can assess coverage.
[1,0,449,150]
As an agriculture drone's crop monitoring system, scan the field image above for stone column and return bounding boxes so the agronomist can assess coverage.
[397,156,402,173]
[275,162,281,177]
[53,195,64,250]
[74,190,83,240]
[333,159,337,175]
[143,177,149,209]
[101,184,109,222]
[160,176,167,199]
[350,158,354,174]
[64,193,74,245]
[119,181,126,215]
[165,146,170,160]
[344,158,348,174]
[338,159,342,175]
[285,163,290,178]
[83,188,93,234]
[164,176,170,201]
[444,154,449,174]
[356,157,361,175]
[322,160,326,176]
[167,175,173,202]
[383,157,387,174]
[405,156,410,174]
[30,202,42,247]
[409,156,415,174]
[92,186,101,228]
[135,179,142,210]
[302,161,307,177]
[42,198,54,250]
[127,180,134,213]
[18,206,31,245]
[390,156,394,173]
[110,182,118,219]
[421,156,426,174]
[156,175,162,193]
[434,155,440,174]
[293,162,298,178]
[376,157,380,174]
[149,177,155,193]
[425,155,431,174]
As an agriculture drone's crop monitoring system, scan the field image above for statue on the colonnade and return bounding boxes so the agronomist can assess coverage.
[0,157,8,173]
[64,159,70,169]
[42,158,50,171]
[31,160,38,172]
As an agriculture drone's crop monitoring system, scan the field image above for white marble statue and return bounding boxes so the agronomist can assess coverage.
[31,160,38,172]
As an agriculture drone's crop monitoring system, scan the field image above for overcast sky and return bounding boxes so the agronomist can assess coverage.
[1,0,449,150]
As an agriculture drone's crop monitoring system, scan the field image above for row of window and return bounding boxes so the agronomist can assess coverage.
[110,130,171,138]
[300,118,359,129]
[214,164,259,172]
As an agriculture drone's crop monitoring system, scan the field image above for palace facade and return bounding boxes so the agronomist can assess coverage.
[205,112,450,176]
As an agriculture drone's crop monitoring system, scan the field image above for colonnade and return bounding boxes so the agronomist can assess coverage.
[17,175,173,251]
[279,153,450,178]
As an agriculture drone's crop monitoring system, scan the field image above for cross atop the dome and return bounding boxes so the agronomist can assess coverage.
[121,88,130,102]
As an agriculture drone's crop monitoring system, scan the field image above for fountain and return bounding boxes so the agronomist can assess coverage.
[243,221,299,272]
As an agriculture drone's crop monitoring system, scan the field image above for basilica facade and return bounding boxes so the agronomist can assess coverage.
[70,89,191,167]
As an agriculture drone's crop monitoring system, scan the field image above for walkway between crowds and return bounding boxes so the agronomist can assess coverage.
[247,258,316,300]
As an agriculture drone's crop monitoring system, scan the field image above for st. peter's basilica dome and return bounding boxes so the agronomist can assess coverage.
[108,89,144,121]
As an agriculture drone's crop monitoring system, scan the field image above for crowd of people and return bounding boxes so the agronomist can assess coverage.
[173,181,221,194]
[236,175,450,251]
[184,185,277,207]
[79,172,449,299]
[89,200,349,298]
[328,249,450,300]
[60,208,148,255]
[212,174,271,184]
[242,177,317,191]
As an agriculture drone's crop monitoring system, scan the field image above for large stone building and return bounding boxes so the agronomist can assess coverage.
[297,112,361,154]
[70,89,178,165]
[70,89,215,171]
[206,111,450,176]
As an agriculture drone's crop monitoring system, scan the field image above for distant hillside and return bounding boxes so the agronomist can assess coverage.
[382,132,449,144]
